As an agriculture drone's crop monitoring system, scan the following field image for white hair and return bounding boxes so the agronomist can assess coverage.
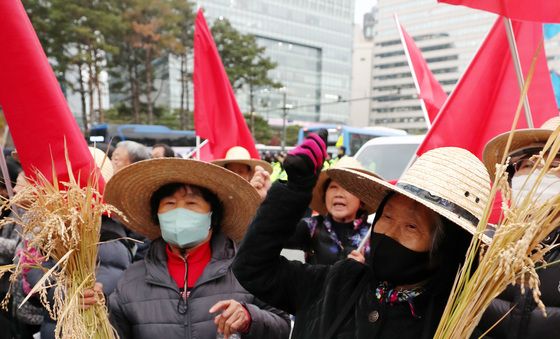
[116,140,151,163]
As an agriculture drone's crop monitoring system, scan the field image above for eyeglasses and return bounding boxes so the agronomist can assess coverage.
[511,156,560,173]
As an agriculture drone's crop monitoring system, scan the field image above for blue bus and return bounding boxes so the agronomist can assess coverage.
[297,125,407,156]
[88,124,196,148]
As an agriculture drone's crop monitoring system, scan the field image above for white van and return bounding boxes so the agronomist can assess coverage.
[354,135,425,181]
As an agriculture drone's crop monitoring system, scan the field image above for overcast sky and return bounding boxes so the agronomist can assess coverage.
[354,0,377,24]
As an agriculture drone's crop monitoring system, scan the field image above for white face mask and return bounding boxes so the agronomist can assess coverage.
[511,170,560,206]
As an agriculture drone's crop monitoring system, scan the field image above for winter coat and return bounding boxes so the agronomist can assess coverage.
[97,217,133,295]
[0,213,21,292]
[285,214,370,265]
[233,182,460,339]
[475,229,560,339]
[109,232,291,339]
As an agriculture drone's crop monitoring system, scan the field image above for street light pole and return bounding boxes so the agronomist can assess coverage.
[281,90,288,151]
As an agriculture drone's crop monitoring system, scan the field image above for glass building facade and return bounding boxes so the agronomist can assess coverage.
[170,0,355,123]
[370,0,495,133]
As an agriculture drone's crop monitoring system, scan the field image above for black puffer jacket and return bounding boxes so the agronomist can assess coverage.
[476,229,560,339]
[233,182,459,339]
[109,232,291,339]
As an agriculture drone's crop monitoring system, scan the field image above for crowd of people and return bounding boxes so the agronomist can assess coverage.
[0,121,559,339]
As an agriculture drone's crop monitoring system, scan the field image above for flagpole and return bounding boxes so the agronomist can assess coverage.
[0,145,13,199]
[185,138,209,159]
[503,17,534,128]
[394,13,432,129]
[196,136,201,160]
[2,126,9,148]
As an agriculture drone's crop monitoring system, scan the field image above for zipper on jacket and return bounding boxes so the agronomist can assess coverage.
[177,258,189,314]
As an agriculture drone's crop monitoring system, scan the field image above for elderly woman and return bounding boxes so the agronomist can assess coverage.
[285,156,378,265]
[233,133,491,338]
[104,158,290,339]
[476,117,560,339]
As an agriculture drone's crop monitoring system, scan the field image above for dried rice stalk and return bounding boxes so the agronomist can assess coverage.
[0,264,15,280]
[0,148,123,339]
[434,43,560,338]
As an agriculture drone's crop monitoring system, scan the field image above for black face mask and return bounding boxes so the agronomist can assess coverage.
[368,232,433,286]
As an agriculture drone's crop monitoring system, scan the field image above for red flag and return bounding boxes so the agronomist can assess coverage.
[193,10,258,161]
[417,18,557,160]
[397,21,447,123]
[0,0,101,190]
[439,0,560,23]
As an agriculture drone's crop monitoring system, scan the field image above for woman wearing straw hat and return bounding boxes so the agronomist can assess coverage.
[284,156,379,265]
[104,158,290,339]
[476,117,560,339]
[212,146,273,199]
[233,131,491,339]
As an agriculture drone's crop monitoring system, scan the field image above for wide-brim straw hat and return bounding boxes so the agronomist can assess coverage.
[483,117,560,181]
[104,158,261,243]
[310,156,383,215]
[89,147,113,183]
[212,146,273,175]
[328,147,491,244]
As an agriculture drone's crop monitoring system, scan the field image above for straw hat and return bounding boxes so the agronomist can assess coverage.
[483,116,560,180]
[328,147,491,244]
[310,156,383,215]
[104,158,261,243]
[89,147,113,183]
[212,146,273,175]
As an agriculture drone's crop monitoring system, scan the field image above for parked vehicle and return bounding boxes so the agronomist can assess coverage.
[88,124,197,156]
[354,135,425,181]
[298,125,406,156]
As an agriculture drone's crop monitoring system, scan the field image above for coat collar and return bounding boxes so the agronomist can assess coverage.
[144,232,236,290]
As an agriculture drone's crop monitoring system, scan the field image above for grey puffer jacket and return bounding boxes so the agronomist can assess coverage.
[96,217,133,295]
[109,232,291,339]
[0,213,21,293]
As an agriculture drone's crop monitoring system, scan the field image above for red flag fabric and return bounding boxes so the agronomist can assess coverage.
[439,0,560,23]
[0,0,101,190]
[398,23,447,123]
[417,18,557,160]
[193,10,258,161]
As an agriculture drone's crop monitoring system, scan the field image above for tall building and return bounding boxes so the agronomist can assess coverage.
[349,7,376,127]
[175,0,355,124]
[370,0,495,133]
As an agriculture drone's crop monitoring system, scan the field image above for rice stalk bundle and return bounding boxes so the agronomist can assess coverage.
[434,42,560,338]
[0,151,122,339]
[434,103,560,338]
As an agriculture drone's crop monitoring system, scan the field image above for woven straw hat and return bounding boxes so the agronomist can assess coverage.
[483,116,560,180]
[212,146,273,175]
[89,147,113,183]
[328,147,491,244]
[310,156,383,215]
[104,158,261,242]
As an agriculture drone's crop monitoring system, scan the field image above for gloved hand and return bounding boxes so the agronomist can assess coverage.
[283,130,327,191]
